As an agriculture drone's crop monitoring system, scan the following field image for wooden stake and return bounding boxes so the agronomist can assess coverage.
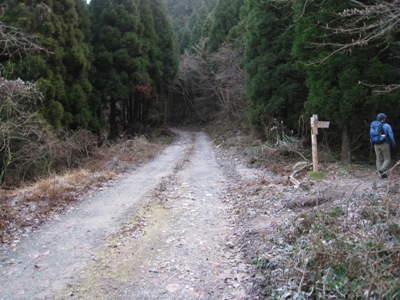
[310,114,330,172]
[311,115,319,172]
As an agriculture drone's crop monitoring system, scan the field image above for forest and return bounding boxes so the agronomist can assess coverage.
[1,1,400,299]
[1,0,399,183]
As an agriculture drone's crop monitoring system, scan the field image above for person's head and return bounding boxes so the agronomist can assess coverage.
[377,113,387,121]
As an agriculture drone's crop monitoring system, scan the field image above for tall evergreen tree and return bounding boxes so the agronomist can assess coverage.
[138,0,161,85]
[166,0,217,53]
[292,0,399,162]
[150,0,178,89]
[2,0,94,130]
[187,1,209,49]
[90,0,142,138]
[61,0,94,130]
[149,0,179,124]
[90,0,176,137]
[245,0,306,136]
[179,25,192,53]
[207,0,243,52]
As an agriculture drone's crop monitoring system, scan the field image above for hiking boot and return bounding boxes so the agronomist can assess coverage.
[379,170,388,179]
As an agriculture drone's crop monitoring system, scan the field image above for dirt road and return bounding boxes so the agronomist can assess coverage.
[0,130,248,299]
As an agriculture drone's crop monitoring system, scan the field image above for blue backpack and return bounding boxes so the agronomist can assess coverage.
[370,120,386,144]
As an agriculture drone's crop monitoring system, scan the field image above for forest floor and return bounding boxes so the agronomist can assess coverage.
[0,126,399,299]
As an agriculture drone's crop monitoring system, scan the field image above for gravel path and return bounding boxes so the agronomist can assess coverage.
[0,130,247,299]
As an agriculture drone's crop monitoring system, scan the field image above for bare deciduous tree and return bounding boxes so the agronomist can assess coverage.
[0,22,45,57]
[338,0,400,92]
[210,44,246,119]
[0,21,49,77]
[0,78,48,182]
[339,1,400,45]
[170,40,246,123]
[288,0,400,91]
[0,21,63,184]
[0,78,97,184]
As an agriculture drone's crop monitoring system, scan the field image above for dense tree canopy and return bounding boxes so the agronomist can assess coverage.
[89,0,178,138]
[91,0,134,137]
[245,0,306,137]
[2,0,94,129]
[1,0,399,163]
[1,0,178,139]
[165,0,217,53]
[150,0,178,89]
[207,0,243,52]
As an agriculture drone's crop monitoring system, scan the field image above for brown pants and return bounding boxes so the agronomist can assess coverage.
[375,143,391,172]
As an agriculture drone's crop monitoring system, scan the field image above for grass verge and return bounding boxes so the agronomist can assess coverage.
[0,133,173,247]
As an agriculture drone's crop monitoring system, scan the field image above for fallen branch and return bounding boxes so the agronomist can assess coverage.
[384,160,400,175]
[289,149,308,161]
[290,162,312,188]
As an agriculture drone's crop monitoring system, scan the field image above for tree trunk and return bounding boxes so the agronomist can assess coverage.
[122,98,127,131]
[128,94,134,127]
[341,125,351,163]
[164,89,169,126]
[109,98,117,140]
[133,93,139,121]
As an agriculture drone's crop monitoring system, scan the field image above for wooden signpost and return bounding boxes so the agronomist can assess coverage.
[310,114,330,172]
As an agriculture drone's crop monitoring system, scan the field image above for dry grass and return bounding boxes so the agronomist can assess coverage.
[25,169,117,204]
[86,136,163,172]
[0,133,171,247]
[272,191,400,299]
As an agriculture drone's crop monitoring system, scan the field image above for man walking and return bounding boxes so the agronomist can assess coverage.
[372,113,396,179]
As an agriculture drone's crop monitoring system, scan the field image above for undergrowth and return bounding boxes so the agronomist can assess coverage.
[209,120,399,300]
[255,190,400,300]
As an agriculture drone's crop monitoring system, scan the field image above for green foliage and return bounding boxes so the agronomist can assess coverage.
[244,0,306,136]
[90,0,177,138]
[150,0,179,88]
[46,99,65,128]
[187,1,209,49]
[292,0,400,159]
[138,0,160,86]
[207,0,243,52]
[90,0,139,138]
[307,171,325,180]
[165,0,217,52]
[1,0,95,130]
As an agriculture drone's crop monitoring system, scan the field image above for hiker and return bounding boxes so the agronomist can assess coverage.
[371,113,396,178]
